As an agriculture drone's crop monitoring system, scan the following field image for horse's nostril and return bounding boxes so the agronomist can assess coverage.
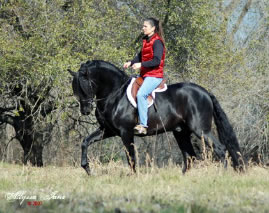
[81,111,90,115]
[81,107,91,115]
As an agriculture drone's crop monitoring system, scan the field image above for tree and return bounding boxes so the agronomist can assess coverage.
[0,0,142,166]
[0,0,76,166]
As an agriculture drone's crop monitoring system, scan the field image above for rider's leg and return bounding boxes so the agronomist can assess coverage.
[136,77,162,128]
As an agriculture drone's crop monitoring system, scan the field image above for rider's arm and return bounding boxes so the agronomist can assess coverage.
[130,51,142,66]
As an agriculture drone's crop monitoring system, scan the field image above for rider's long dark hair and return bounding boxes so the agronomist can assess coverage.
[145,17,165,45]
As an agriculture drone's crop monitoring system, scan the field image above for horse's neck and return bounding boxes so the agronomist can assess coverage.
[95,69,126,102]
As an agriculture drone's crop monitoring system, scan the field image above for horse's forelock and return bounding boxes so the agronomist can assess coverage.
[78,63,94,78]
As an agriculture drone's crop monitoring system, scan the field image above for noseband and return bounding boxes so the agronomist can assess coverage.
[80,97,93,106]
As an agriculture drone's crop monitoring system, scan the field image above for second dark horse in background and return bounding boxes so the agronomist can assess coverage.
[68,60,245,175]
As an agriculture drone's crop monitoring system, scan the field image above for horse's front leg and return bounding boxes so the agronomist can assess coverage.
[121,131,136,174]
[81,128,112,175]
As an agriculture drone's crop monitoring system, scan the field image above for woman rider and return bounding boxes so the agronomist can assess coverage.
[123,17,166,135]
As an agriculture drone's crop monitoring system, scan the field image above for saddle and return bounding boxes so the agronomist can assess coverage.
[126,77,167,108]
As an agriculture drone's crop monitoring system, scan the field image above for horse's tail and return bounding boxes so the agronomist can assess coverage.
[209,93,245,171]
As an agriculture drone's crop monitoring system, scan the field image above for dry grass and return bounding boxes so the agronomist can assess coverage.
[0,161,269,213]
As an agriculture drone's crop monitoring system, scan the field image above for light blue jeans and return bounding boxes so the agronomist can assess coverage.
[137,77,163,127]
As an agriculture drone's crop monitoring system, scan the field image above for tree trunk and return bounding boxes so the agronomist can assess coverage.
[22,141,44,167]
[15,118,44,167]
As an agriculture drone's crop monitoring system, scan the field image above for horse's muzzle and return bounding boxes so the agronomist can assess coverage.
[81,111,90,115]
[81,106,92,115]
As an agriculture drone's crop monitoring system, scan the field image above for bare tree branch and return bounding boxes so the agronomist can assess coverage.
[163,0,171,29]
[0,106,16,113]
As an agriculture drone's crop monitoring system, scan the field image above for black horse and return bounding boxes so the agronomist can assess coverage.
[68,60,244,175]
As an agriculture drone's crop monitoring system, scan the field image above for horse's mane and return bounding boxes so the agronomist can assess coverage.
[80,60,128,79]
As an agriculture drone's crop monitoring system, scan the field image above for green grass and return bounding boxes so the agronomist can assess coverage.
[0,161,269,213]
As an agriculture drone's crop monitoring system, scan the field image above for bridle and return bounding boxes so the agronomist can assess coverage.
[80,97,94,106]
[78,74,131,107]
[76,73,95,108]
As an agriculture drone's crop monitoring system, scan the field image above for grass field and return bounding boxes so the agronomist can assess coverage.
[0,161,269,213]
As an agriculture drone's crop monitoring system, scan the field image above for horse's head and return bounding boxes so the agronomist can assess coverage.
[68,62,97,115]
[69,60,128,115]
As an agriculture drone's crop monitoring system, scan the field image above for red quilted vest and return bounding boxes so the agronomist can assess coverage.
[140,33,165,78]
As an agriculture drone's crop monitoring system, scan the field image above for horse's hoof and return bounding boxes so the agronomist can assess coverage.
[234,158,246,173]
[237,165,246,173]
[85,168,91,176]
[82,164,91,176]
[125,168,136,176]
[182,166,187,175]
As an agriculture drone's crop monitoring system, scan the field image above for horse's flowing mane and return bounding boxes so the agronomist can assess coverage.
[79,60,128,80]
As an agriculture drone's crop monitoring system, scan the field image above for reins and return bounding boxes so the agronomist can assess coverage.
[93,76,131,104]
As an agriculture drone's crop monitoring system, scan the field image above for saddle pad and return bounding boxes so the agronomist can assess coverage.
[126,77,168,108]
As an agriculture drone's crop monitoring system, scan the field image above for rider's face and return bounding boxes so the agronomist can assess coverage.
[142,21,155,37]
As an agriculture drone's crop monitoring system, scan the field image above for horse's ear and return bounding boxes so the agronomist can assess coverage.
[68,69,76,77]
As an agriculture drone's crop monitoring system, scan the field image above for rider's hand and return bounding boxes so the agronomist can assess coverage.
[132,63,141,70]
[123,61,131,69]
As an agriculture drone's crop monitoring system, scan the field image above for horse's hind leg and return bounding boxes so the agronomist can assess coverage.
[205,132,227,168]
[173,129,196,174]
[195,130,227,168]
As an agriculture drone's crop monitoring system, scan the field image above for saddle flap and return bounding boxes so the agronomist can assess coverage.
[131,77,143,101]
[131,77,153,104]
[129,77,167,108]
[158,79,166,90]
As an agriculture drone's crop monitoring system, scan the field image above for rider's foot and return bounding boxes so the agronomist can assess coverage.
[134,124,147,135]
